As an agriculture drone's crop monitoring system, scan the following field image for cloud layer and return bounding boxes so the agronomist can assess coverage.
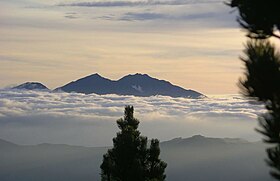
[0,89,265,146]
[58,0,235,25]
[59,0,220,7]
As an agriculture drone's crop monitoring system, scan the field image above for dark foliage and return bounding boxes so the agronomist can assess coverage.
[146,139,167,181]
[240,41,280,178]
[240,41,280,104]
[100,106,167,181]
[229,0,280,179]
[228,0,280,39]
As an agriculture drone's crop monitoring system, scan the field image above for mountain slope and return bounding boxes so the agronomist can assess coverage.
[12,82,49,91]
[56,73,204,98]
[54,73,114,94]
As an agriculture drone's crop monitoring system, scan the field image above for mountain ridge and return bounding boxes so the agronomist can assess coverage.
[10,73,205,98]
[0,135,256,148]
[0,135,270,181]
[55,73,205,98]
[161,135,250,147]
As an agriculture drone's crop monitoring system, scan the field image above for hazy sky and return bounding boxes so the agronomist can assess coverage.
[0,0,245,94]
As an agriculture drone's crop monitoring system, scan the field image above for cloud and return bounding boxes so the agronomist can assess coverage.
[0,90,265,146]
[57,0,235,25]
[65,15,79,19]
[120,12,167,21]
[59,1,237,30]
[59,0,221,8]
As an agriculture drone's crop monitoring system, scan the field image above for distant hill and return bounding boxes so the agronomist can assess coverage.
[12,82,49,91]
[0,138,18,149]
[161,135,249,147]
[55,73,204,98]
[0,136,271,181]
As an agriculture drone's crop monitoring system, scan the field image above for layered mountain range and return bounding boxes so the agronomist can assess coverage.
[11,73,205,98]
[0,135,270,181]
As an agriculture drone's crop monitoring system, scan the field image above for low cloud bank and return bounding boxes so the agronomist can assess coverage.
[0,90,265,146]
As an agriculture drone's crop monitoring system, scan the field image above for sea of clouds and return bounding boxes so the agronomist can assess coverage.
[0,89,265,147]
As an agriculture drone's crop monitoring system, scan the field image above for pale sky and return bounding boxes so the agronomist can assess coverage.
[0,0,246,94]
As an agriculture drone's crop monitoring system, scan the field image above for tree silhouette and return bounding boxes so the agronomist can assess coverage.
[100,106,167,181]
[229,0,280,179]
[228,0,280,39]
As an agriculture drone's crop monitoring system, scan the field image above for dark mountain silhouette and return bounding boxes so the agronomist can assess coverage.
[55,73,113,94]
[55,73,204,98]
[0,136,271,181]
[12,82,49,90]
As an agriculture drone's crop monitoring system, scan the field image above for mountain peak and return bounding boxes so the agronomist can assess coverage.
[55,73,205,98]
[84,73,104,79]
[12,82,49,90]
[120,73,152,80]
[91,73,101,77]
[161,135,250,147]
[134,73,150,77]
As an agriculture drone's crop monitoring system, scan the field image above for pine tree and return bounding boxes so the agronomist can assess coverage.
[100,106,167,181]
[146,139,167,181]
[229,0,280,179]
[228,0,280,39]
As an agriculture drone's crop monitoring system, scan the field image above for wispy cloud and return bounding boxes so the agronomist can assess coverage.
[120,12,167,21]
[118,11,233,22]
[58,0,221,7]
[65,15,79,19]
[64,12,79,19]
